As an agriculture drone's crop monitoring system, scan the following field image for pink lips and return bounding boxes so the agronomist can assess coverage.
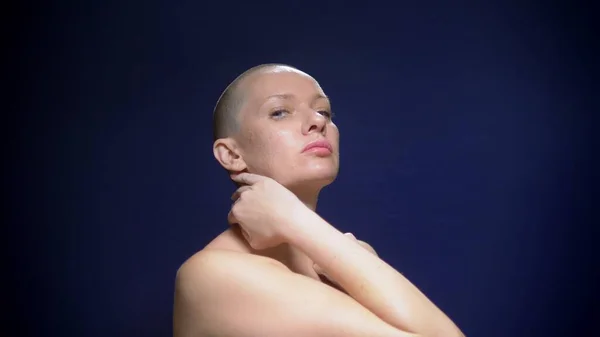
[302,139,333,154]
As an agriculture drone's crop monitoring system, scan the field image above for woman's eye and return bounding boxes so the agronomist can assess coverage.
[318,110,334,119]
[270,110,289,118]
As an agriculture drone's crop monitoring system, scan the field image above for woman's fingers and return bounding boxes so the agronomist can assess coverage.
[344,232,356,240]
[231,185,252,201]
[345,232,377,256]
[230,172,265,185]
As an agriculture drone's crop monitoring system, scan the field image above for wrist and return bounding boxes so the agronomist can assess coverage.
[280,205,318,244]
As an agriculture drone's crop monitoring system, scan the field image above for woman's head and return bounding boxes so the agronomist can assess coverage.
[213,64,339,191]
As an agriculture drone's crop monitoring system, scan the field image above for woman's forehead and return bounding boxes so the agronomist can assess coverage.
[243,70,325,103]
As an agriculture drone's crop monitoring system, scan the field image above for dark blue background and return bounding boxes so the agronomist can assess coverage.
[7,1,596,336]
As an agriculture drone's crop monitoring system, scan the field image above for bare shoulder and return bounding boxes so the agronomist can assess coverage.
[177,225,291,288]
[202,225,255,252]
[173,249,289,336]
[177,247,287,279]
[174,247,293,308]
[173,248,411,337]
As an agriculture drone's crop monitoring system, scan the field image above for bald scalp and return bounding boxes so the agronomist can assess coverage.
[212,63,302,141]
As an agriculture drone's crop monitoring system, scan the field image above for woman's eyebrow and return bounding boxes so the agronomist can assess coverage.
[265,93,329,102]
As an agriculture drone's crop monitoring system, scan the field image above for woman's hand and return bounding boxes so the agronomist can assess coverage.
[228,172,311,250]
[313,232,378,288]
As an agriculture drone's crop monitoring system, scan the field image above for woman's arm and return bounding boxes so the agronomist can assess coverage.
[174,249,419,337]
[228,172,464,337]
[283,211,464,337]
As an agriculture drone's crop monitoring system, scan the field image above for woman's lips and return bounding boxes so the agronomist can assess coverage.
[302,139,333,155]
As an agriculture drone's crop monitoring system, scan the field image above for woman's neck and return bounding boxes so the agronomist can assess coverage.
[268,186,322,276]
[289,184,323,211]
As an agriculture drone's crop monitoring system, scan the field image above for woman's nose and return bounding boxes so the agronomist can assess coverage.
[303,110,327,135]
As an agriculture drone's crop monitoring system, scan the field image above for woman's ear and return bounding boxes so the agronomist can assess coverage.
[213,138,247,172]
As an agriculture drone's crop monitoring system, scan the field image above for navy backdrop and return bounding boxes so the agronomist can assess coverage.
[8,1,596,337]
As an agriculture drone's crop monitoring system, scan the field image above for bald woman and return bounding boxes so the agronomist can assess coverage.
[173,64,464,337]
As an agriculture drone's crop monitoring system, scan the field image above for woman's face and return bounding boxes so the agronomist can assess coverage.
[235,68,340,190]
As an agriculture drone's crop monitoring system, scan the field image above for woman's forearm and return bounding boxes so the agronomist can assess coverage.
[285,210,463,337]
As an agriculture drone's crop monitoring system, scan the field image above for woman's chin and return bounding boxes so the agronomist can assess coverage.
[283,172,338,190]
